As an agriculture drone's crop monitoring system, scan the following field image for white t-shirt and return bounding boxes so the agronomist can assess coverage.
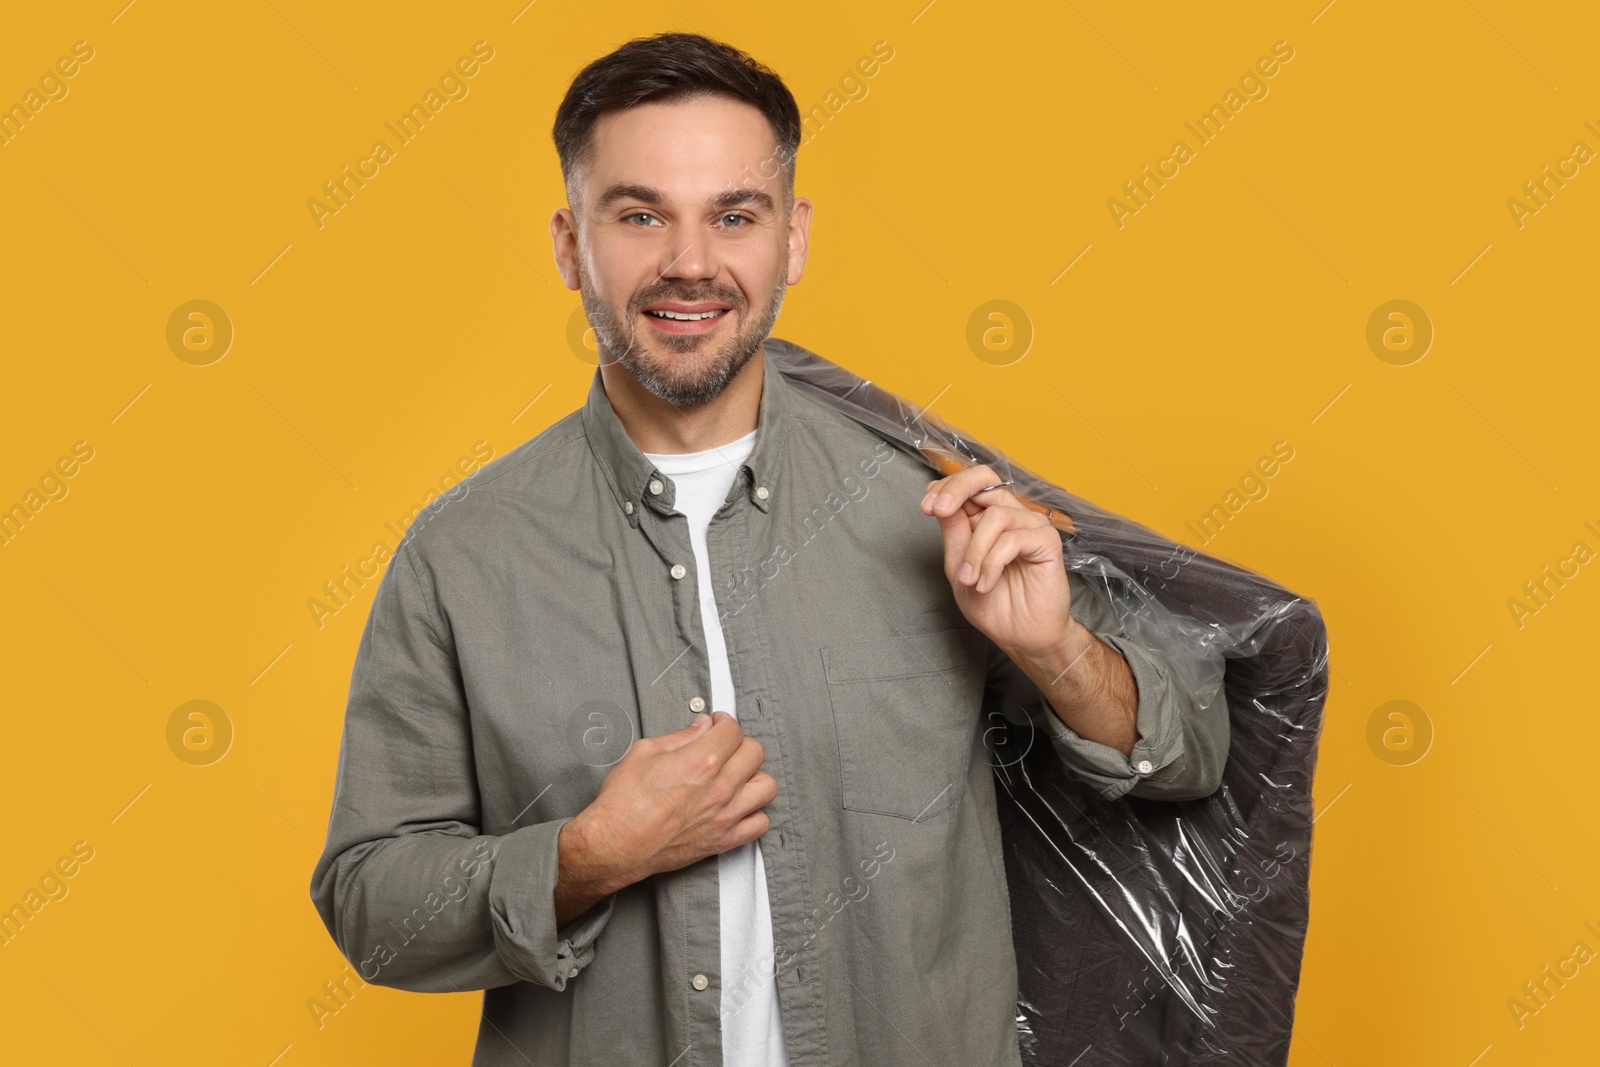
[642,428,789,1067]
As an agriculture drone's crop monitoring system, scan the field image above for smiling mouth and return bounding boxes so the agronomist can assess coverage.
[644,308,730,321]
[640,306,733,336]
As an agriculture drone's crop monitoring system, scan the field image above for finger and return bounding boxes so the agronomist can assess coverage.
[974,525,1061,595]
[707,767,774,851]
[973,527,1040,594]
[727,807,772,847]
[953,505,1042,587]
[920,464,1019,517]
[728,770,779,821]
[934,502,975,582]
[714,735,768,795]
[655,712,717,752]
[676,710,746,765]
[921,465,1000,516]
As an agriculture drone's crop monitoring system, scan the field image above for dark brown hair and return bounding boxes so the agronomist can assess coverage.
[553,32,801,206]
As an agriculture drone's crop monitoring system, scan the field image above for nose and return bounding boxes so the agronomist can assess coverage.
[656,225,719,289]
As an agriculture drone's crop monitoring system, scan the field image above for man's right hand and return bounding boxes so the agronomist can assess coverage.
[553,711,777,925]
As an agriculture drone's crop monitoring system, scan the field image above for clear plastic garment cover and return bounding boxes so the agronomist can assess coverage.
[765,338,1329,1066]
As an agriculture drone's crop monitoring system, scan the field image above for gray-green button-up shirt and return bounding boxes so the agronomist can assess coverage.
[309,345,1229,1066]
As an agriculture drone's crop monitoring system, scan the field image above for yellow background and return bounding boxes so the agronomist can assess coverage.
[3,1,1596,1063]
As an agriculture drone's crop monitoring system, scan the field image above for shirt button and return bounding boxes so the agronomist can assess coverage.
[689,696,706,713]
[649,479,665,495]
[670,563,687,580]
[755,486,770,500]
[691,973,709,991]
[623,501,634,515]
[1136,759,1153,774]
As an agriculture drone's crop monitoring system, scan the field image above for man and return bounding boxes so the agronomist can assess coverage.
[310,31,1229,1067]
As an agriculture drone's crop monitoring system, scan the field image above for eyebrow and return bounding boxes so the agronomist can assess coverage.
[593,182,777,216]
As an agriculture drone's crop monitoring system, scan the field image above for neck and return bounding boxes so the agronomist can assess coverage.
[599,344,765,455]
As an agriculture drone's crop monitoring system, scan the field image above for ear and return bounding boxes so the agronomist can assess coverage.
[551,206,581,291]
[785,196,813,286]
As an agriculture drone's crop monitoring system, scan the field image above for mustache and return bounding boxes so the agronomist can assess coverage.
[629,284,745,312]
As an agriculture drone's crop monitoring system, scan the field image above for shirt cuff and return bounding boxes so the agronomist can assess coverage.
[486,818,617,991]
[1038,630,1186,801]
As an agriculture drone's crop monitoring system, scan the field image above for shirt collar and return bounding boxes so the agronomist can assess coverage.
[581,344,790,528]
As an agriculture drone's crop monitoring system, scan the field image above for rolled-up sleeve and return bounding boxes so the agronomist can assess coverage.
[309,540,615,993]
[984,565,1229,802]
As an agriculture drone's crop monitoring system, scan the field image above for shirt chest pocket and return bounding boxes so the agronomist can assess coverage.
[821,627,984,821]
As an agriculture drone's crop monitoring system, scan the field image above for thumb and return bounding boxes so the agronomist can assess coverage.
[656,712,717,752]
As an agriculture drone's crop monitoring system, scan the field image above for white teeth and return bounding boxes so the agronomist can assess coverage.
[647,308,726,320]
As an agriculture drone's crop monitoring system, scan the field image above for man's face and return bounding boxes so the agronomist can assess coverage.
[552,94,811,407]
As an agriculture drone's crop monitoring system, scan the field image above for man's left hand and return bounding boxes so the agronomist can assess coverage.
[919,463,1078,662]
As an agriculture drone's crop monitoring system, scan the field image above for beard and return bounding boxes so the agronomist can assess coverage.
[580,266,788,408]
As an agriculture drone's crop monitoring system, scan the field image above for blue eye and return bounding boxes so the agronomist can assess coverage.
[720,214,749,227]
[625,213,656,226]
